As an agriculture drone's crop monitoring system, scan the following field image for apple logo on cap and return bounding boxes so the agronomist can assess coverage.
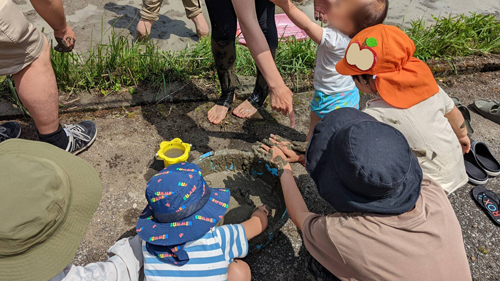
[346,37,378,71]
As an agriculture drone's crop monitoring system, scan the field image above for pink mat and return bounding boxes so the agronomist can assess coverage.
[236,13,309,46]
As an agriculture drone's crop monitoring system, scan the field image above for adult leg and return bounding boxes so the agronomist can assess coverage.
[13,39,97,154]
[205,0,238,125]
[233,0,278,119]
[13,38,59,135]
[182,0,209,38]
[136,0,163,41]
[227,259,251,281]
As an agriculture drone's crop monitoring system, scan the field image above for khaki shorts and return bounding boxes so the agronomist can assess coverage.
[0,0,45,76]
[140,0,202,21]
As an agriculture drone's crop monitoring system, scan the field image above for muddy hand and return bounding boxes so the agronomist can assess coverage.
[54,25,76,53]
[253,205,272,217]
[256,143,290,176]
[270,134,307,153]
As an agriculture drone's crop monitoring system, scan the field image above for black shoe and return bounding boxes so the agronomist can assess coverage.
[64,120,97,155]
[471,140,500,177]
[464,149,489,185]
[0,121,21,143]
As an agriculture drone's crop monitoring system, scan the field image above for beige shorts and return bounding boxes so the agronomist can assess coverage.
[0,0,45,76]
[140,0,202,21]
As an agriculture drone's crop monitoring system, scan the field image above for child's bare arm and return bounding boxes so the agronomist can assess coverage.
[241,206,269,240]
[270,0,323,44]
[445,106,471,154]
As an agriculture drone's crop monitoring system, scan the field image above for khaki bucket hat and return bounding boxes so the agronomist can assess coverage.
[0,139,102,281]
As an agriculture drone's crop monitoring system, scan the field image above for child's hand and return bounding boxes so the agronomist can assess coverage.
[269,0,292,9]
[253,205,271,217]
[458,135,471,154]
[253,142,291,175]
[264,135,305,163]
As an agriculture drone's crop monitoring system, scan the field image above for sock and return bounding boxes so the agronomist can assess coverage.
[39,124,69,150]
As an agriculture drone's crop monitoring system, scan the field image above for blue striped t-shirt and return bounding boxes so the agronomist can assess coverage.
[143,224,248,281]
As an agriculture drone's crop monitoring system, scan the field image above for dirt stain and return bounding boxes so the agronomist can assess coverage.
[431,151,438,160]
[411,149,427,158]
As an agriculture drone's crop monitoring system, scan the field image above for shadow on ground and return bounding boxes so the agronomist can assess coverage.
[104,2,198,41]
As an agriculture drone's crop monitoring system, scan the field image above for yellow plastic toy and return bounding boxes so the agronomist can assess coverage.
[156,138,191,167]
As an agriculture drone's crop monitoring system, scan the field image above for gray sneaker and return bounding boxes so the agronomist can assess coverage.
[64,120,97,154]
[0,121,21,143]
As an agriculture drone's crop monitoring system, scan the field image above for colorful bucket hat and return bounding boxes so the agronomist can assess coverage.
[306,108,423,214]
[136,162,230,249]
[336,24,439,109]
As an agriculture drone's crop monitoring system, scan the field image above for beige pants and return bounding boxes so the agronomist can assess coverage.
[0,0,45,76]
[140,0,202,21]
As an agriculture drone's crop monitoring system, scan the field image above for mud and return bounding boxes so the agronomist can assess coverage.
[204,171,280,227]
[194,149,288,251]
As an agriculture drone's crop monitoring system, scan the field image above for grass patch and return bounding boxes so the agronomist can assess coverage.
[50,30,316,94]
[406,13,500,61]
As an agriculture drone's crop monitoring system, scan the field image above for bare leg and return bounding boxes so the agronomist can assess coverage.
[228,259,251,281]
[136,18,154,41]
[13,38,59,135]
[191,13,209,38]
[307,111,322,142]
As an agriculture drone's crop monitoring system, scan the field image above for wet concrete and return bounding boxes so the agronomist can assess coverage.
[12,0,500,54]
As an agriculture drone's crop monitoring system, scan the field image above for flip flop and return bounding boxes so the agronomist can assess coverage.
[471,186,500,226]
[471,140,500,177]
[473,99,500,125]
[452,97,474,136]
[464,149,489,185]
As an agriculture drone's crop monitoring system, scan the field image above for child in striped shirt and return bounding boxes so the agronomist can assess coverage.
[136,162,270,281]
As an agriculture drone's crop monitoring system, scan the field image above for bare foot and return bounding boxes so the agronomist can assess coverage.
[233,100,258,119]
[136,18,153,42]
[191,13,209,38]
[208,105,229,124]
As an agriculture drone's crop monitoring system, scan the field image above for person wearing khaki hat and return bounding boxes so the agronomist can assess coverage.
[336,24,470,194]
[0,139,143,281]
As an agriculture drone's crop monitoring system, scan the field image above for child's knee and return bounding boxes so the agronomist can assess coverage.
[228,259,251,281]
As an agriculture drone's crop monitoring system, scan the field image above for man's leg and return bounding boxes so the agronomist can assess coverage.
[13,38,59,135]
[182,0,209,38]
[13,38,97,154]
[136,0,162,41]
[233,0,278,119]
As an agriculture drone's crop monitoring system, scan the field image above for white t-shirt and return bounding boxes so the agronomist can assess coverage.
[363,87,468,194]
[313,27,355,95]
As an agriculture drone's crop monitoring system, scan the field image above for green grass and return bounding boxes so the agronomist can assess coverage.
[49,31,316,94]
[2,12,500,100]
[406,13,500,61]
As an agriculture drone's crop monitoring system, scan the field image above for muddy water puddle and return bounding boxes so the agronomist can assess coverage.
[204,171,281,227]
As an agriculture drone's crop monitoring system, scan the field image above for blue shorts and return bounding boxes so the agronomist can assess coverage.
[310,88,360,119]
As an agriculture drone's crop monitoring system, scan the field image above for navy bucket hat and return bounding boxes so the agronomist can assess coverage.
[306,108,423,215]
[136,162,230,264]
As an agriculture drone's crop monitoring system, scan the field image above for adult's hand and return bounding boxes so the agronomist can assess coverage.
[314,0,330,23]
[54,25,76,52]
[270,84,295,129]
